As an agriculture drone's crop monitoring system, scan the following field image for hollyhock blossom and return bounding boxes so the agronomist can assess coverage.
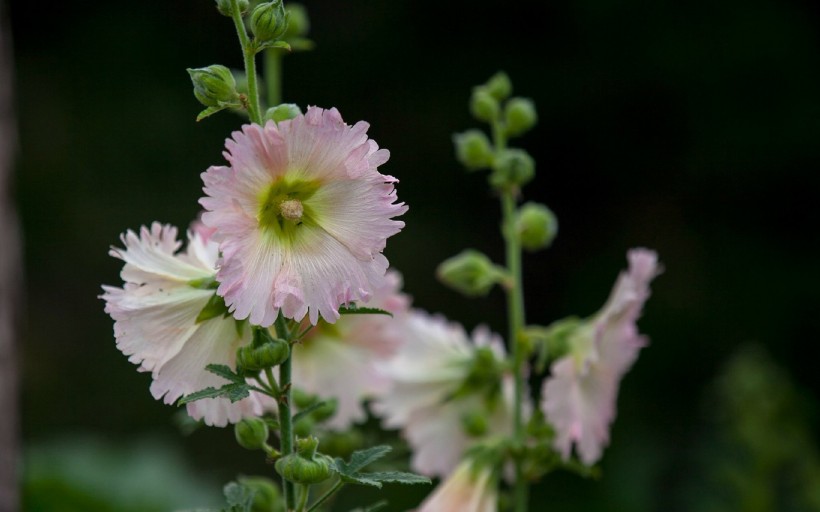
[200,107,407,326]
[291,270,410,430]
[417,459,498,512]
[541,248,660,465]
[101,222,264,427]
[373,311,516,478]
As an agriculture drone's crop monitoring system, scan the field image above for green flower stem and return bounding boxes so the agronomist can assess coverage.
[264,48,282,108]
[306,480,345,512]
[493,119,529,512]
[296,483,310,512]
[229,0,262,124]
[275,314,296,510]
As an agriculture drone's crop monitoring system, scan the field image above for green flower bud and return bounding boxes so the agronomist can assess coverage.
[264,103,302,123]
[237,476,284,512]
[516,202,557,251]
[187,65,240,108]
[319,429,363,458]
[485,71,512,101]
[309,398,338,423]
[283,3,310,39]
[275,437,334,485]
[251,1,289,42]
[453,130,494,171]
[235,417,270,451]
[293,416,314,438]
[461,409,489,437]
[215,0,249,16]
[292,389,316,409]
[504,97,537,138]
[490,149,535,190]
[470,88,500,123]
[236,339,290,375]
[437,249,506,297]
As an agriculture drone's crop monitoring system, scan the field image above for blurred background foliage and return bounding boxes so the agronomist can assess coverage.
[7,0,820,510]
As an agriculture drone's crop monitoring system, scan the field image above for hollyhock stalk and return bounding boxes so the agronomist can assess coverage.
[493,119,528,511]
[230,0,262,123]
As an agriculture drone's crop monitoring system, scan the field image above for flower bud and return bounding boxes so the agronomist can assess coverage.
[237,476,284,512]
[283,3,310,39]
[235,417,270,451]
[504,97,537,137]
[187,65,240,108]
[236,337,290,375]
[275,437,334,485]
[309,398,338,423]
[470,88,500,123]
[293,416,314,438]
[453,130,494,171]
[215,0,249,16]
[251,1,289,42]
[437,249,505,297]
[490,149,535,190]
[485,71,512,101]
[264,103,302,123]
[516,202,557,251]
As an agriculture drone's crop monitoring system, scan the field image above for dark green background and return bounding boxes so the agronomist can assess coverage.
[9,0,820,510]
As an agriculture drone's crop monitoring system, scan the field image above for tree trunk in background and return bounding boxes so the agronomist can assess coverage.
[0,3,20,511]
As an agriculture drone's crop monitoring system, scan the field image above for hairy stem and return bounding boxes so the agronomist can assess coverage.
[306,480,344,512]
[230,0,262,124]
[264,48,282,108]
[275,315,295,510]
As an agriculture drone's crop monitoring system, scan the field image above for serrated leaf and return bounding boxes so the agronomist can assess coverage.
[178,383,251,405]
[205,364,245,384]
[292,401,327,423]
[338,304,393,317]
[337,445,392,475]
[357,471,431,485]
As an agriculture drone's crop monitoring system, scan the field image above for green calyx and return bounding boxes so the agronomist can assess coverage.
[237,327,290,375]
[235,417,270,451]
[257,176,321,243]
[275,436,334,485]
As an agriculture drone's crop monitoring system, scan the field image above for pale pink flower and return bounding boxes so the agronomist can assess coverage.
[101,222,264,427]
[200,107,407,326]
[541,248,660,465]
[291,270,410,430]
[417,459,498,512]
[373,311,515,478]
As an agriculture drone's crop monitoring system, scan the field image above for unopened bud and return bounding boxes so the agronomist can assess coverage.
[504,97,537,137]
[237,328,290,375]
[237,476,284,512]
[437,249,505,297]
[275,436,334,485]
[461,409,489,437]
[485,71,512,101]
[215,0,249,16]
[235,417,270,451]
[453,130,493,171]
[251,0,289,42]
[187,65,239,108]
[490,149,535,190]
[264,103,302,123]
[516,202,557,251]
[470,88,500,123]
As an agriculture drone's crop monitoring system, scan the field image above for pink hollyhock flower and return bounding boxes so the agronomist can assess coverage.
[101,222,264,427]
[200,107,407,326]
[541,248,660,465]
[291,270,410,430]
[373,311,517,478]
[417,459,498,512]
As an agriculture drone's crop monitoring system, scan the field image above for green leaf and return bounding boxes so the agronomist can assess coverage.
[292,401,327,423]
[223,481,255,512]
[349,500,388,512]
[256,40,292,53]
[205,364,246,384]
[338,304,393,317]
[196,294,230,323]
[338,445,392,474]
[178,383,250,405]
[196,105,228,122]
[357,471,431,485]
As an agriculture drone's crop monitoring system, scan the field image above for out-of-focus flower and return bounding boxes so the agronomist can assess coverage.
[101,222,264,426]
[200,107,407,326]
[541,248,660,464]
[417,458,498,512]
[373,311,516,478]
[291,270,410,430]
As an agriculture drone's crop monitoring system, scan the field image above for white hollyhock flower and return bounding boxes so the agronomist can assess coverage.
[101,222,264,427]
[373,311,516,478]
[417,459,498,512]
[541,248,660,464]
